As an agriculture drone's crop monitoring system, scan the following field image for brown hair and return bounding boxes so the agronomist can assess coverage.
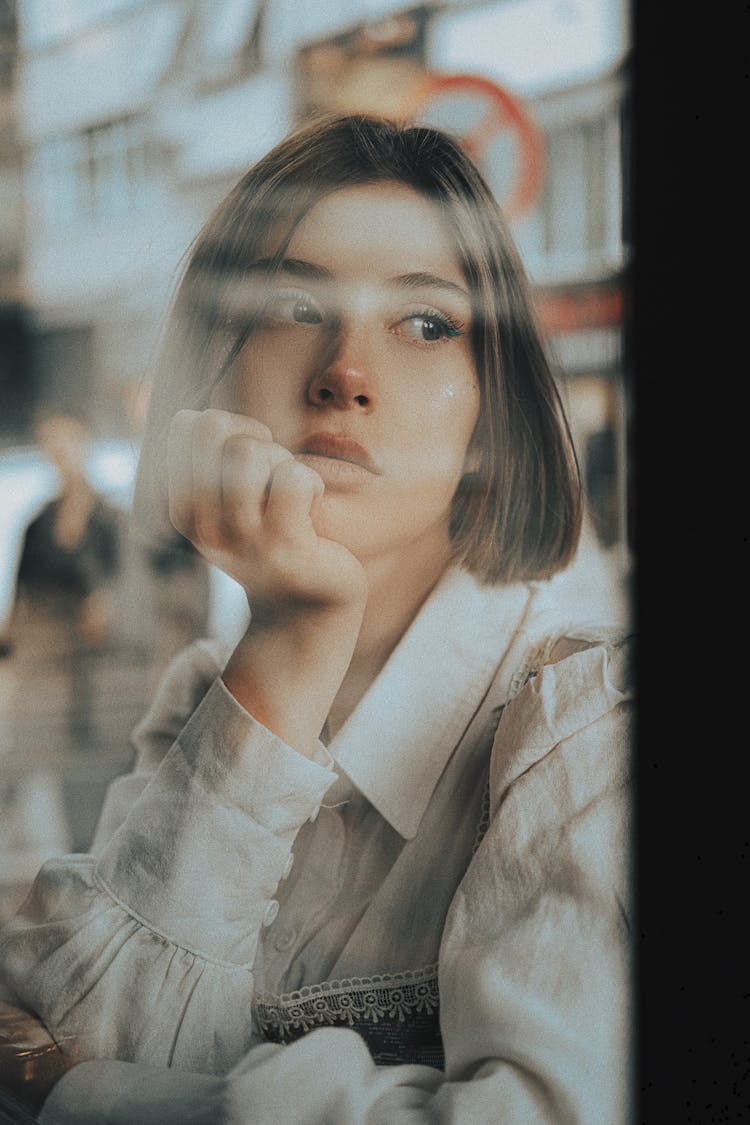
[133,113,582,583]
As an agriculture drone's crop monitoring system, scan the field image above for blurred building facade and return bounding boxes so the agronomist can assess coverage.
[9,0,632,561]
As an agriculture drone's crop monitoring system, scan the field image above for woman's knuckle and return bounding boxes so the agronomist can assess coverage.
[224,432,253,463]
[201,409,226,437]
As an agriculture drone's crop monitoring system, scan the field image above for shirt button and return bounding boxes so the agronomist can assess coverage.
[273,927,297,952]
[281,853,294,880]
[262,899,279,927]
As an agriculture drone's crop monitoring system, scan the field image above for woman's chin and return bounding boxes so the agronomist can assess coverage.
[311,498,453,579]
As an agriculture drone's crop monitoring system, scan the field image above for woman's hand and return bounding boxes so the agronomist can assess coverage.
[167,409,367,619]
[0,1000,78,1114]
[167,409,368,755]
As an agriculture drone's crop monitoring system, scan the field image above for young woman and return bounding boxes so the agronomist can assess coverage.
[0,114,633,1124]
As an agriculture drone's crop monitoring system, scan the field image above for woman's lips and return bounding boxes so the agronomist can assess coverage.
[294,433,381,475]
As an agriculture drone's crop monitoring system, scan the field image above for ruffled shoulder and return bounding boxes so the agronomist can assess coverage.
[489,624,633,809]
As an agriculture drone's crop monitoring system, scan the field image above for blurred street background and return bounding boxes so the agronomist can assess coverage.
[0,0,633,923]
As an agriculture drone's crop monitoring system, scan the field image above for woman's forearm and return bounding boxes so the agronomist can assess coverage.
[222,601,364,760]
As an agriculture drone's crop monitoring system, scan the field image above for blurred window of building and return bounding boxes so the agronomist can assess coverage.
[34,115,148,225]
[198,0,263,60]
[527,101,622,277]
[426,0,628,285]
[497,74,626,285]
[427,0,627,98]
[180,0,267,84]
[18,0,136,46]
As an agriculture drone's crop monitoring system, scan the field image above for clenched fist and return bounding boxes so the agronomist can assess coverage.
[167,409,368,755]
[167,409,367,623]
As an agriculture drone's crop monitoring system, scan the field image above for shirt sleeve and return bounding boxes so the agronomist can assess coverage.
[89,639,226,853]
[0,649,337,1075]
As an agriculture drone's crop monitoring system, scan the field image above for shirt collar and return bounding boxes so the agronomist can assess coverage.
[327,566,534,839]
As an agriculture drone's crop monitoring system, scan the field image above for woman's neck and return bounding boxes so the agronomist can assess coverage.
[325,537,454,740]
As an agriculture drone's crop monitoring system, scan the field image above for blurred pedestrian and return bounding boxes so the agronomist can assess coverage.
[12,412,121,749]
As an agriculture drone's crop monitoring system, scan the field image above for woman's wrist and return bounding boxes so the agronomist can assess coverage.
[222,601,364,758]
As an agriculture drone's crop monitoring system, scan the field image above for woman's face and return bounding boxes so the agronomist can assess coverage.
[218,181,481,568]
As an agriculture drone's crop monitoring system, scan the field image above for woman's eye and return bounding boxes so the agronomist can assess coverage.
[290,297,323,324]
[396,312,466,343]
[265,291,323,325]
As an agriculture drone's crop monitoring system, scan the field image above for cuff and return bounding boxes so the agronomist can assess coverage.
[95,677,337,963]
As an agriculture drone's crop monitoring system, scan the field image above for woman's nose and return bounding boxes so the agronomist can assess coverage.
[306,324,374,411]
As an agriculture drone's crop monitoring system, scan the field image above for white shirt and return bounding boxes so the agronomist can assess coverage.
[0,566,633,1124]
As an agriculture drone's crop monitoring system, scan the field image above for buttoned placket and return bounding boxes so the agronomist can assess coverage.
[256,776,353,994]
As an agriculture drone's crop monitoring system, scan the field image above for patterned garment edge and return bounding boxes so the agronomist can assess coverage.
[254,962,440,1036]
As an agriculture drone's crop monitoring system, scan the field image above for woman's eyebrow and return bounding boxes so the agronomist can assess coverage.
[249,257,333,281]
[246,260,470,304]
[392,272,471,301]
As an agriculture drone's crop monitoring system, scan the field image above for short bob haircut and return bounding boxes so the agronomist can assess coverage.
[133,112,582,585]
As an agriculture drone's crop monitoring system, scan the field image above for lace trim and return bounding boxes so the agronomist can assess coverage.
[255,962,439,1036]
